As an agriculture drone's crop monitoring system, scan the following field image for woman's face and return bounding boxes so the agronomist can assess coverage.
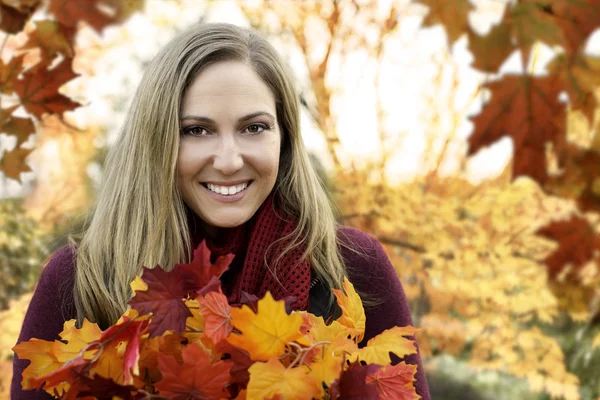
[177,61,281,234]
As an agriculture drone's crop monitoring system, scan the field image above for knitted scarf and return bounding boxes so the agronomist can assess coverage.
[189,192,310,311]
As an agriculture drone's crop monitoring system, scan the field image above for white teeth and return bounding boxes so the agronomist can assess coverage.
[206,182,249,195]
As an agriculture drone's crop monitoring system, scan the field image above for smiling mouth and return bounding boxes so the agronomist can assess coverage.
[201,181,252,196]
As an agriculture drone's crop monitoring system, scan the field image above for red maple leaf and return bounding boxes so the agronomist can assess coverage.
[366,362,420,400]
[536,215,600,280]
[174,240,234,297]
[330,362,381,400]
[13,58,80,118]
[216,340,253,391]
[128,267,191,338]
[155,342,232,399]
[468,74,565,184]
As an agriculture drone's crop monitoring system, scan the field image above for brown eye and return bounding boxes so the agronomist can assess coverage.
[245,124,267,134]
[182,126,208,136]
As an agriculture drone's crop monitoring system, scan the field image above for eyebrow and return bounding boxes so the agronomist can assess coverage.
[181,111,276,125]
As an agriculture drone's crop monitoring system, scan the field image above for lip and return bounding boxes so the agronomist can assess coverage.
[203,179,252,186]
[201,181,252,203]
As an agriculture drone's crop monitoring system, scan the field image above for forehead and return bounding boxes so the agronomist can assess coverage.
[181,61,276,117]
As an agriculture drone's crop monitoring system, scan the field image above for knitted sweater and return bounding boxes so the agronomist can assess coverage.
[11,226,431,399]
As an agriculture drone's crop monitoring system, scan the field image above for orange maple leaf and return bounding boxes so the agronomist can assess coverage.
[198,288,233,345]
[155,342,232,399]
[332,277,366,342]
[13,58,80,119]
[467,75,566,184]
[227,291,304,361]
[12,339,62,390]
[366,362,420,400]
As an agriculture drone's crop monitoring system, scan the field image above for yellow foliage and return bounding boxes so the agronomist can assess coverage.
[334,166,587,399]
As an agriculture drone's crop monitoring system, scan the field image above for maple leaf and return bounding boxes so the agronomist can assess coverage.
[417,0,473,45]
[547,54,600,123]
[1,145,33,182]
[13,58,80,118]
[47,0,113,33]
[12,339,62,390]
[467,74,566,184]
[551,0,600,53]
[511,2,565,51]
[94,316,148,385]
[23,20,74,57]
[366,362,420,400]
[307,314,350,343]
[0,54,24,94]
[306,337,358,394]
[227,291,304,360]
[216,340,254,390]
[0,3,33,33]
[332,277,366,342]
[198,288,233,345]
[30,356,92,399]
[536,215,600,280]
[247,358,320,400]
[352,326,419,365]
[137,332,184,384]
[155,342,232,399]
[1,115,36,147]
[174,240,234,297]
[467,23,514,73]
[53,319,103,363]
[330,362,381,400]
[129,266,191,337]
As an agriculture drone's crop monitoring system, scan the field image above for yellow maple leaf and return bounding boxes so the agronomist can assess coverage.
[351,326,418,365]
[12,339,62,390]
[306,337,358,395]
[130,275,148,293]
[53,319,103,363]
[333,277,366,342]
[247,358,320,400]
[90,340,127,384]
[306,314,349,344]
[227,292,304,360]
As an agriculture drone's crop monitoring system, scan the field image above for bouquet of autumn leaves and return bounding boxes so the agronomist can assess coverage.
[13,241,421,399]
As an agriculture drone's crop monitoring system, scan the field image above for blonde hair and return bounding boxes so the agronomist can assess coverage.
[70,23,349,329]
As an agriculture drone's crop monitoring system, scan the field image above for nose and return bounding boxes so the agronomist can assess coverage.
[212,134,244,175]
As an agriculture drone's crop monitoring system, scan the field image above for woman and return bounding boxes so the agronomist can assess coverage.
[12,23,430,399]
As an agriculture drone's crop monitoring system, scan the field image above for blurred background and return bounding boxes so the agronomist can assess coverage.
[1,0,600,398]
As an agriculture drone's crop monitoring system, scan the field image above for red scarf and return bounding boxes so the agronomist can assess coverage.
[189,192,310,310]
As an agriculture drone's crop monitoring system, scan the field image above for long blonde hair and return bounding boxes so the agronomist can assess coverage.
[71,23,348,329]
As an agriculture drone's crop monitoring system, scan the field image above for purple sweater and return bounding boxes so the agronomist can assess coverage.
[11,226,430,399]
